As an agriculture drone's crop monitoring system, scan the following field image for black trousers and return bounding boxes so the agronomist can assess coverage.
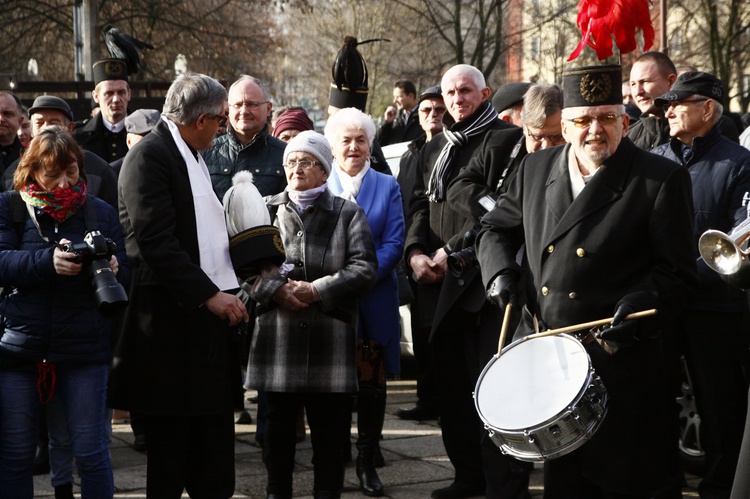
[144,411,235,499]
[683,309,750,499]
[431,305,531,497]
[264,391,349,496]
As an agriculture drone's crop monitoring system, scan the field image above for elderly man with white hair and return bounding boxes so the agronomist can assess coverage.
[404,64,526,499]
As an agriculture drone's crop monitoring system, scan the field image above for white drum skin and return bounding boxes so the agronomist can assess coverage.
[474,334,608,462]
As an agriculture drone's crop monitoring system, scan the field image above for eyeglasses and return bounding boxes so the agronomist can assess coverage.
[207,114,227,127]
[284,159,321,170]
[229,100,269,110]
[564,113,623,128]
[419,106,446,116]
[526,129,565,144]
[662,98,708,114]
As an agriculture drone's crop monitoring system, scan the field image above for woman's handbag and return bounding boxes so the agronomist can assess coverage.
[356,336,386,390]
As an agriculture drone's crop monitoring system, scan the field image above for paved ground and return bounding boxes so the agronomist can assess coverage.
[32,378,703,498]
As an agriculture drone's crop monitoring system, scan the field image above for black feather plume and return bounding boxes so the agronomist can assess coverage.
[331,36,390,91]
[102,24,154,76]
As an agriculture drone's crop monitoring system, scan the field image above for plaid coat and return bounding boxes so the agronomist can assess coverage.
[246,189,377,393]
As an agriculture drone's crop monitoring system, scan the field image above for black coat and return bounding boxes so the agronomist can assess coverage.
[377,108,424,147]
[404,110,515,334]
[476,138,698,492]
[73,113,128,162]
[109,119,239,416]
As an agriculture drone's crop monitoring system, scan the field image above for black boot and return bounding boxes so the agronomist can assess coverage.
[54,482,74,499]
[355,385,386,497]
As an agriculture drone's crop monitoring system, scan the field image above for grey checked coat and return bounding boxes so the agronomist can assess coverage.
[245,189,377,393]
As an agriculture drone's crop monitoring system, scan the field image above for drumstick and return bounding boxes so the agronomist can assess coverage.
[497,303,512,356]
[523,309,658,340]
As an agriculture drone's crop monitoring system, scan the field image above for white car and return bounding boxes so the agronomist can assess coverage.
[381,141,415,357]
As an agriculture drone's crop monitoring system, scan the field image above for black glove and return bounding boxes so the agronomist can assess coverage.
[596,302,638,352]
[487,271,518,309]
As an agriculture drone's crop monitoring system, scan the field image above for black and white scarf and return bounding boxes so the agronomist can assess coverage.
[426,100,498,202]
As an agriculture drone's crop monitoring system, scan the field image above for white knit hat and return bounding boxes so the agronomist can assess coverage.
[283,130,333,174]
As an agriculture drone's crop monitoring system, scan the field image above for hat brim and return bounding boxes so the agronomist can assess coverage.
[653,90,696,108]
[229,225,286,280]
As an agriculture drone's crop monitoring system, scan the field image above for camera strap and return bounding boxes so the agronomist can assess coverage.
[17,193,98,246]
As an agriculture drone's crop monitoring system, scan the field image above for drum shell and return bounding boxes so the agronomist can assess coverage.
[473,334,608,462]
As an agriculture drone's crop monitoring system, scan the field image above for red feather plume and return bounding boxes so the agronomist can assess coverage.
[568,0,655,61]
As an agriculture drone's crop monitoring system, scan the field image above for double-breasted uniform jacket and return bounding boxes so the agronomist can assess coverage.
[73,113,128,162]
[405,109,516,336]
[328,166,405,375]
[476,138,698,492]
[109,119,239,416]
[246,189,377,393]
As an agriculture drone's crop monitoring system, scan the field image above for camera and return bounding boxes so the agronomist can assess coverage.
[59,230,128,315]
[447,229,479,277]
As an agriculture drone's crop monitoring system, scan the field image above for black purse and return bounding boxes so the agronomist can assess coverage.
[356,335,386,390]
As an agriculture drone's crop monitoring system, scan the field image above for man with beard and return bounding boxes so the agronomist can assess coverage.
[476,64,696,497]
[74,59,131,162]
[405,64,528,498]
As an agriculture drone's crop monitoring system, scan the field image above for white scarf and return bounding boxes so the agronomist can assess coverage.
[163,117,238,291]
[334,160,370,203]
[287,182,329,215]
[567,146,600,200]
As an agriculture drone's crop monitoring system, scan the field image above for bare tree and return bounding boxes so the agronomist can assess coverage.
[668,0,750,112]
[0,0,286,85]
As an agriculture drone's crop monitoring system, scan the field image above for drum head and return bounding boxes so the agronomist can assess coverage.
[475,334,590,430]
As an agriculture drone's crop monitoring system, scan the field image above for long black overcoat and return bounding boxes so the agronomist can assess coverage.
[109,119,238,416]
[476,138,698,492]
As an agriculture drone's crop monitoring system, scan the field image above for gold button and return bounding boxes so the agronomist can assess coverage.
[547,245,555,253]
[569,292,577,299]
[576,248,585,257]
[541,286,549,296]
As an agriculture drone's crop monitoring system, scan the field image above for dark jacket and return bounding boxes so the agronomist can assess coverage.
[397,136,425,226]
[476,138,697,492]
[626,113,670,151]
[0,193,129,365]
[201,125,286,199]
[110,119,240,416]
[377,108,424,147]
[405,104,515,333]
[2,151,119,209]
[0,137,23,174]
[651,125,750,312]
[73,113,128,162]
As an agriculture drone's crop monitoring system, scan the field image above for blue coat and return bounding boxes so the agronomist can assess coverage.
[328,166,405,374]
[0,193,129,365]
[651,125,750,312]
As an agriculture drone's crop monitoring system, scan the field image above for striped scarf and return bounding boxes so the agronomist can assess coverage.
[426,101,498,202]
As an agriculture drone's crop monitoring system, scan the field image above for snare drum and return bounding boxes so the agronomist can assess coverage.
[474,333,607,462]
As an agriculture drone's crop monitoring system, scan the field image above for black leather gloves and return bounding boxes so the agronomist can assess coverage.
[487,271,519,309]
[597,301,639,349]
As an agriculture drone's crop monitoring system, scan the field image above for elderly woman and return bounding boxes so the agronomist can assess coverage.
[0,126,128,498]
[246,130,377,499]
[324,107,405,497]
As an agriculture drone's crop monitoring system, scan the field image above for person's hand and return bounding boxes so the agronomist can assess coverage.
[432,247,449,274]
[596,302,638,352]
[486,272,518,308]
[384,106,397,124]
[287,279,319,304]
[109,255,119,276]
[204,291,249,326]
[409,252,445,284]
[272,282,309,311]
[53,238,83,276]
